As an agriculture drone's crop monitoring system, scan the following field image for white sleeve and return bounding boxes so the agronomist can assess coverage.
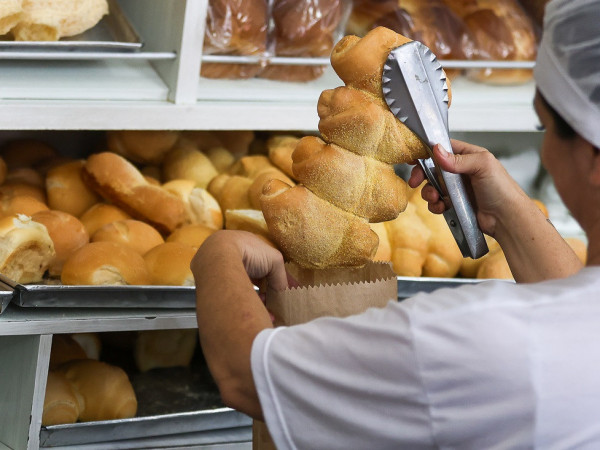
[251,301,436,450]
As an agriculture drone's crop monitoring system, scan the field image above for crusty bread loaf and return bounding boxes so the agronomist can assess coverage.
[318,86,430,165]
[477,248,513,279]
[61,241,152,286]
[91,219,164,256]
[106,130,179,165]
[32,210,89,277]
[292,136,408,222]
[0,214,55,283]
[247,168,294,210]
[162,179,223,229]
[134,329,198,372]
[79,203,132,237]
[261,179,378,269]
[57,359,137,422]
[227,155,275,179]
[0,194,48,218]
[459,235,500,278]
[267,135,299,179]
[82,152,186,234]
[161,143,219,189]
[181,131,255,158]
[166,223,215,249]
[143,242,196,286]
[208,174,254,212]
[204,146,236,173]
[370,222,391,262]
[42,371,81,426]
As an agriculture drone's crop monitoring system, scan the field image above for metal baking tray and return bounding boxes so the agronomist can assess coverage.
[40,408,252,448]
[0,0,142,53]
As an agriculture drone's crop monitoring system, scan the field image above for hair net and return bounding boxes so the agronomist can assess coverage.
[534,0,600,148]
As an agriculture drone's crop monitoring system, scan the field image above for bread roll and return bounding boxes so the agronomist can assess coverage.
[42,371,80,426]
[32,210,89,277]
[0,195,48,218]
[0,214,55,283]
[82,152,186,234]
[106,130,179,165]
[370,222,391,262]
[134,329,198,372]
[318,86,429,164]
[292,136,408,222]
[477,248,513,279]
[0,0,22,36]
[143,242,196,286]
[227,155,275,179]
[91,219,164,256]
[79,203,132,237]
[261,179,378,268]
[46,160,101,217]
[162,179,223,229]
[181,131,255,157]
[166,224,215,249]
[204,146,235,173]
[345,0,399,36]
[0,182,46,203]
[57,359,137,422]
[225,209,269,239]
[247,168,295,210]
[49,334,87,370]
[61,241,152,286]
[459,235,500,278]
[0,139,57,169]
[5,167,44,187]
[208,174,253,212]
[385,203,430,277]
[266,135,299,179]
[162,144,219,189]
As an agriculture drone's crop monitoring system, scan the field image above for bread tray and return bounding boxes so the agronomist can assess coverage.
[0,0,142,54]
[40,408,252,448]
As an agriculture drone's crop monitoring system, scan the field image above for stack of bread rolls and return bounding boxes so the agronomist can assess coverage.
[260,27,431,269]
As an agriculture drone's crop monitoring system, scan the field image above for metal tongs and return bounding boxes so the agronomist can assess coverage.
[382,41,488,259]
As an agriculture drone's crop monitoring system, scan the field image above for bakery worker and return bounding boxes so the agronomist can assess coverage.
[191,0,600,448]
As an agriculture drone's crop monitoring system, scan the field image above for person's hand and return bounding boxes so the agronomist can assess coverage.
[408,139,528,237]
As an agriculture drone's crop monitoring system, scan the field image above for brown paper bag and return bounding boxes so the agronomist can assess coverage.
[253,261,398,449]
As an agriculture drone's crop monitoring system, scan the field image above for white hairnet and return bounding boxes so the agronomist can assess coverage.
[534,0,600,148]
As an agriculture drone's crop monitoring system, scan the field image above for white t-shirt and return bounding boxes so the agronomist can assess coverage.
[251,267,600,450]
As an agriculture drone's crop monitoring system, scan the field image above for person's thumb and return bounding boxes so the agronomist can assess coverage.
[433,144,480,177]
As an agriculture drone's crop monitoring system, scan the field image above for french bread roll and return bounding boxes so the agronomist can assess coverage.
[0,0,22,36]
[0,182,46,203]
[49,334,88,370]
[0,194,48,218]
[292,136,408,222]
[318,86,429,164]
[162,179,223,230]
[61,241,152,286]
[370,222,391,262]
[261,179,378,269]
[266,135,298,179]
[181,130,255,158]
[79,203,132,237]
[82,152,186,234]
[247,168,294,210]
[32,210,89,277]
[477,248,513,279]
[42,371,81,426]
[166,224,215,249]
[384,203,431,277]
[0,214,55,283]
[57,359,137,422]
[46,160,102,217]
[227,155,275,179]
[134,329,198,372]
[5,167,44,188]
[0,139,57,169]
[91,219,164,256]
[208,174,253,212]
[204,146,235,173]
[224,209,270,240]
[161,144,219,189]
[143,242,196,286]
[106,130,179,165]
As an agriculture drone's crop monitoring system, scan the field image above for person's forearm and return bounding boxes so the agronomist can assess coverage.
[493,194,583,282]
[193,237,272,419]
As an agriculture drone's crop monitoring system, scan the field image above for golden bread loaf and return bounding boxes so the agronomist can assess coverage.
[318,86,430,164]
[106,130,179,165]
[208,174,253,212]
[261,179,378,269]
[292,136,408,222]
[143,242,196,286]
[32,210,89,277]
[5,167,44,187]
[166,223,215,249]
[370,222,392,262]
[161,143,219,188]
[56,359,137,422]
[134,329,198,372]
[42,371,81,426]
[247,168,294,210]
[227,155,275,179]
[203,146,236,173]
[477,248,513,279]
[459,235,500,278]
[181,130,255,157]
[162,179,223,229]
[61,241,152,286]
[0,214,55,283]
[79,203,132,237]
[45,160,101,217]
[267,135,299,179]
[0,194,48,217]
[82,152,186,234]
[0,182,46,203]
[224,209,270,240]
[91,219,164,256]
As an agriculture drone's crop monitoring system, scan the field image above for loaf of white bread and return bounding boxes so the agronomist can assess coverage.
[260,27,432,269]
